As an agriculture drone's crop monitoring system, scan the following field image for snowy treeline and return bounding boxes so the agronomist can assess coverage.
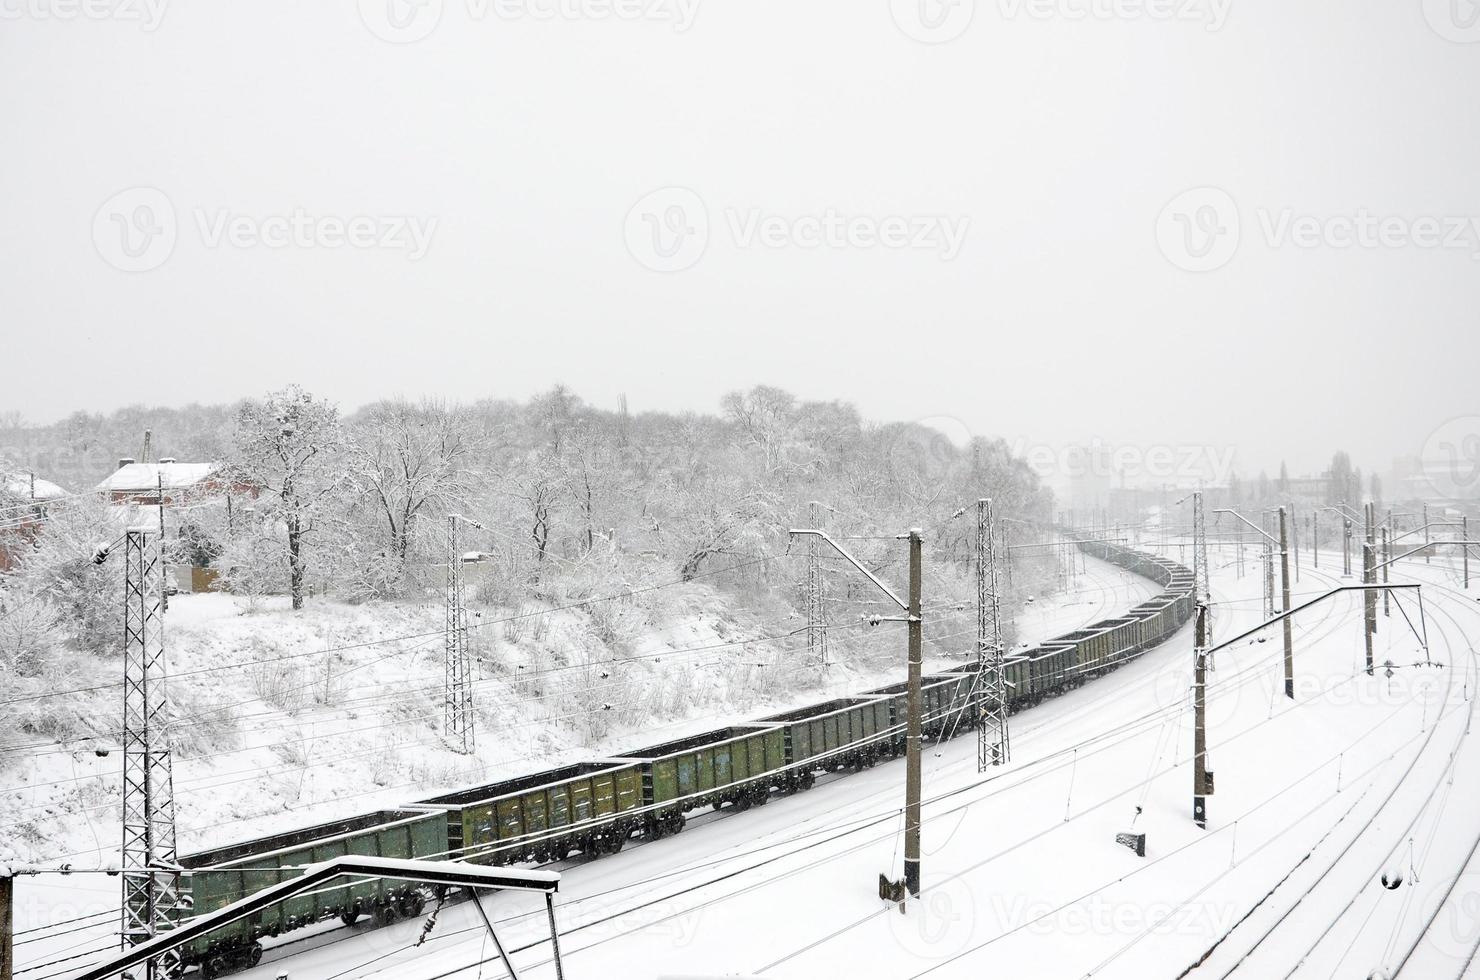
[0,386,1055,716]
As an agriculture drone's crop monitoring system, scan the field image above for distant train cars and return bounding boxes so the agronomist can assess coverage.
[176,539,1192,976]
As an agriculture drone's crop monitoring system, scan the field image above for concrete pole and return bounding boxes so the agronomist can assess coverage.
[1466,516,1471,590]
[1424,503,1431,564]
[1193,604,1210,828]
[1382,526,1390,617]
[904,528,924,897]
[1,873,12,980]
[1364,504,1375,676]
[1291,501,1299,583]
[1280,507,1293,699]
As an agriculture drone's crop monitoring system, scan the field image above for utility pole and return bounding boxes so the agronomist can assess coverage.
[1424,503,1431,564]
[1280,507,1293,699]
[975,500,1009,770]
[789,527,921,903]
[805,502,828,674]
[1466,516,1471,590]
[2,871,13,980]
[1381,525,1390,617]
[120,529,182,980]
[904,528,923,897]
[1291,502,1299,583]
[1363,504,1375,676]
[1192,492,1211,636]
[444,514,481,754]
[1262,514,1274,620]
[1343,513,1353,577]
[1192,602,1211,829]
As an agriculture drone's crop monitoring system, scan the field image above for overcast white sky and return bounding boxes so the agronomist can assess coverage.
[2,0,1477,480]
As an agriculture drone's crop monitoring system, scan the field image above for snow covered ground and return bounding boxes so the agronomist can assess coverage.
[24,542,1478,979]
[7,553,1151,975]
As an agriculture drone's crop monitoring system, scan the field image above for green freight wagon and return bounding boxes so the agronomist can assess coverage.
[417,761,643,864]
[179,809,445,977]
[613,725,785,835]
[863,675,966,746]
[757,697,893,783]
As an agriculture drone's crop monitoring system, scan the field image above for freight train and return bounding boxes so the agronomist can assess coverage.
[177,539,1193,977]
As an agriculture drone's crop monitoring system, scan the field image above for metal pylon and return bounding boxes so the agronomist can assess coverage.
[120,529,182,980]
[805,502,828,672]
[976,499,1009,770]
[445,514,477,753]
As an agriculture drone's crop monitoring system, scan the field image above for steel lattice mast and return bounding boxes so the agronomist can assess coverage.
[445,513,480,754]
[975,498,1009,770]
[805,501,828,673]
[120,529,182,980]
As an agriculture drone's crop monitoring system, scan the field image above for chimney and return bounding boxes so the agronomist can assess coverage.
[142,429,152,463]
[117,457,135,470]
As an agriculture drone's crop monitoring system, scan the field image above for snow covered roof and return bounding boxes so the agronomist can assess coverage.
[97,462,219,492]
[3,475,67,500]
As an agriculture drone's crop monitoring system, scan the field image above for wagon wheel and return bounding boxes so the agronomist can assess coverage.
[372,902,399,928]
[247,945,263,968]
[751,786,770,806]
[734,795,752,812]
[605,830,626,854]
[799,771,816,791]
[340,907,361,927]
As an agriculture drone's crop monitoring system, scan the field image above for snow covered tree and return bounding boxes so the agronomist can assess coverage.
[230,386,343,610]
[347,398,474,584]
